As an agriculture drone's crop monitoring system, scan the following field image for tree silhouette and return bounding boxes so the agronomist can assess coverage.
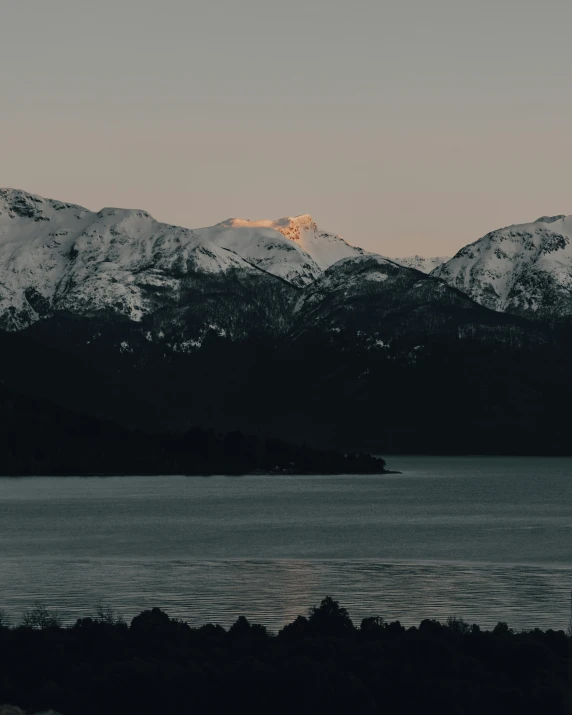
[21,603,62,629]
[228,615,268,640]
[360,615,385,634]
[279,615,312,640]
[308,597,354,636]
[130,607,173,634]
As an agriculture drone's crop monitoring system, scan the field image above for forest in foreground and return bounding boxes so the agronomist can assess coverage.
[0,597,570,715]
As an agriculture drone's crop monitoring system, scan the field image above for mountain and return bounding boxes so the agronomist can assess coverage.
[392,255,449,273]
[432,214,572,319]
[195,218,322,287]
[0,311,563,455]
[0,188,525,348]
[0,190,371,339]
[216,214,366,270]
[2,188,565,456]
[292,254,535,340]
[0,188,307,340]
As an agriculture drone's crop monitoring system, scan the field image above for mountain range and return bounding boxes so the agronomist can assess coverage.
[2,188,572,455]
[0,188,552,342]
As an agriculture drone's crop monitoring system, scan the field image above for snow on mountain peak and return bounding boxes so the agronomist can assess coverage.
[432,212,572,317]
[0,188,88,220]
[219,214,315,234]
[0,191,271,330]
[194,218,322,287]
[218,214,365,271]
[4,187,565,345]
[217,214,318,246]
[271,214,316,242]
[0,191,376,333]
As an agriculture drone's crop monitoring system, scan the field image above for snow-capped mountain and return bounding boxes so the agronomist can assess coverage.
[0,188,294,336]
[432,214,572,318]
[0,189,553,447]
[193,218,322,287]
[0,188,546,354]
[0,190,369,335]
[392,255,449,273]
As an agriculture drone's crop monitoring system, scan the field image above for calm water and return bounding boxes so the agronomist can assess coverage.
[0,456,571,631]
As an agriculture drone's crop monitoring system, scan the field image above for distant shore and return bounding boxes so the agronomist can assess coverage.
[0,468,400,478]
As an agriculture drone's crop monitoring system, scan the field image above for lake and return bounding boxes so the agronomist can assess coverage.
[0,456,571,631]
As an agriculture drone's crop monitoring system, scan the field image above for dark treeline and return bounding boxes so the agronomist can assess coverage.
[0,383,386,475]
[0,597,571,715]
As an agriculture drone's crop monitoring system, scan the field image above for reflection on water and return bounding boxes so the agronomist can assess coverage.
[0,559,570,631]
[0,456,571,630]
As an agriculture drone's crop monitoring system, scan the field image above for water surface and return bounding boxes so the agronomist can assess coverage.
[1,456,570,630]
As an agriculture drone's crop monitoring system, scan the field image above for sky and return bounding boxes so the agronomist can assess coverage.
[2,0,572,257]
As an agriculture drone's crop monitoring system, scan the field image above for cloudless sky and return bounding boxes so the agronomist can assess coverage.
[2,0,572,256]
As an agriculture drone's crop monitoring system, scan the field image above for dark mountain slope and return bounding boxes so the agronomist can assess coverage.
[293,255,544,341]
[2,321,572,455]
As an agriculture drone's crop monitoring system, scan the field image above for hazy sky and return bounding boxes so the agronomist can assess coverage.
[3,0,572,256]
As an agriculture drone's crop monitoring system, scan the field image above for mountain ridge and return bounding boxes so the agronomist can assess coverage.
[0,189,370,332]
[4,187,572,338]
[391,255,449,273]
[1,188,522,346]
[432,213,572,319]
[2,189,571,455]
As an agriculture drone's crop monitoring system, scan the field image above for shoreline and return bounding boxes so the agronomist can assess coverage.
[0,469,401,478]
